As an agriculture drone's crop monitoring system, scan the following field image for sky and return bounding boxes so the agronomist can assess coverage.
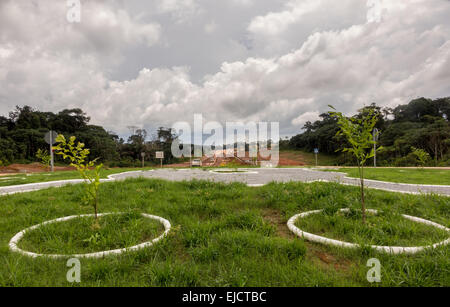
[1,0,449,140]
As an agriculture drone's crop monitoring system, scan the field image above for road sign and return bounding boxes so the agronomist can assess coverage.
[141,152,146,168]
[44,131,58,145]
[156,151,164,168]
[314,148,319,167]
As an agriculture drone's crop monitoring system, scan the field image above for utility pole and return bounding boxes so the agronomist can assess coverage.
[45,131,58,172]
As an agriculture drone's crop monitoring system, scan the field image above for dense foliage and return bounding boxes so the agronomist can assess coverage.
[289,97,450,166]
[0,106,181,166]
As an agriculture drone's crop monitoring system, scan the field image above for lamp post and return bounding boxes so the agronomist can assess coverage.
[141,152,145,169]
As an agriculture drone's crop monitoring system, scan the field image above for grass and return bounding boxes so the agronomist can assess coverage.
[295,209,448,246]
[0,167,154,187]
[19,212,164,255]
[0,178,448,286]
[324,168,450,185]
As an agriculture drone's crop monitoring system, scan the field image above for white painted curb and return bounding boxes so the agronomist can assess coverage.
[287,208,450,255]
[9,212,171,259]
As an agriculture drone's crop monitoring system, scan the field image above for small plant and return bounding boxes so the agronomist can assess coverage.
[228,161,240,172]
[36,149,51,171]
[411,147,430,168]
[329,106,381,224]
[53,135,103,220]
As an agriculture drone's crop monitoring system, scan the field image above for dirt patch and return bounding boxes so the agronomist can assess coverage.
[306,243,353,273]
[0,163,75,175]
[164,161,191,168]
[261,207,353,273]
[278,157,305,166]
[261,208,295,239]
[279,151,308,166]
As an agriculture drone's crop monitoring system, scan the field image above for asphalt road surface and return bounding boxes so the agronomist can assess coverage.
[2,168,448,196]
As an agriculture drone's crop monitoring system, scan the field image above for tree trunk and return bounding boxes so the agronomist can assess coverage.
[94,191,98,220]
[359,164,366,224]
[435,142,438,166]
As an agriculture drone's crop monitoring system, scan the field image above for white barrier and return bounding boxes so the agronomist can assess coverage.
[287,209,450,255]
[9,212,171,259]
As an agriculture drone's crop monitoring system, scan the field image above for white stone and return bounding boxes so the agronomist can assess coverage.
[9,212,171,259]
[287,209,450,255]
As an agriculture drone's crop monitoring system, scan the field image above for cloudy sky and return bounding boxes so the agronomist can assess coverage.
[1,0,449,138]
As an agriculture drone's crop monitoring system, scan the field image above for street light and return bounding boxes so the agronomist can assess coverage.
[141,152,145,169]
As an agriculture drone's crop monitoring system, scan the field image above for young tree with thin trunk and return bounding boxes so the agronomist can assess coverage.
[53,135,103,220]
[329,106,380,224]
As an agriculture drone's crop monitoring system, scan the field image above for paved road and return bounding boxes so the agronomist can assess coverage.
[1,169,449,196]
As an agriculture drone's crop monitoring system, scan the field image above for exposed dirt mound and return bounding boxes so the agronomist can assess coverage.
[0,163,75,174]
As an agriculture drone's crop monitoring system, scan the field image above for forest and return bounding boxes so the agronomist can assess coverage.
[0,106,180,166]
[287,97,450,166]
[1,97,449,167]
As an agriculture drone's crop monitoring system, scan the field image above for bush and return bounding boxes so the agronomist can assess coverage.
[437,154,450,167]
[393,153,418,167]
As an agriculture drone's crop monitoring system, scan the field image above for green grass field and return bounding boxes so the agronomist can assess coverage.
[325,168,450,185]
[295,209,448,246]
[0,167,155,187]
[19,212,164,255]
[0,178,448,286]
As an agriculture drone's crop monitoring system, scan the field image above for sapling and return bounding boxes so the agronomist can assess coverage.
[53,135,103,221]
[36,149,51,171]
[411,147,430,168]
[329,106,381,224]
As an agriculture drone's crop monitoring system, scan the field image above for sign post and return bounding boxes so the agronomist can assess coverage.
[156,151,164,168]
[44,131,58,172]
[314,148,319,167]
[141,152,145,169]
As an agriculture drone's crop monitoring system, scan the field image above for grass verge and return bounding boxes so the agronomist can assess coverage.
[324,168,450,185]
[18,212,164,255]
[0,167,154,187]
[295,209,448,246]
[0,178,448,286]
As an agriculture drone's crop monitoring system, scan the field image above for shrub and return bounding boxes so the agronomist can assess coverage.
[393,153,418,167]
[411,147,431,168]
[36,149,51,170]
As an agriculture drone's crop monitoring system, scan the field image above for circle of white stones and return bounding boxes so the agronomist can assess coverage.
[287,208,450,254]
[9,213,171,259]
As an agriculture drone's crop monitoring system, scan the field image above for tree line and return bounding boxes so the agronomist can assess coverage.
[0,106,181,166]
[287,97,450,166]
[1,97,449,167]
